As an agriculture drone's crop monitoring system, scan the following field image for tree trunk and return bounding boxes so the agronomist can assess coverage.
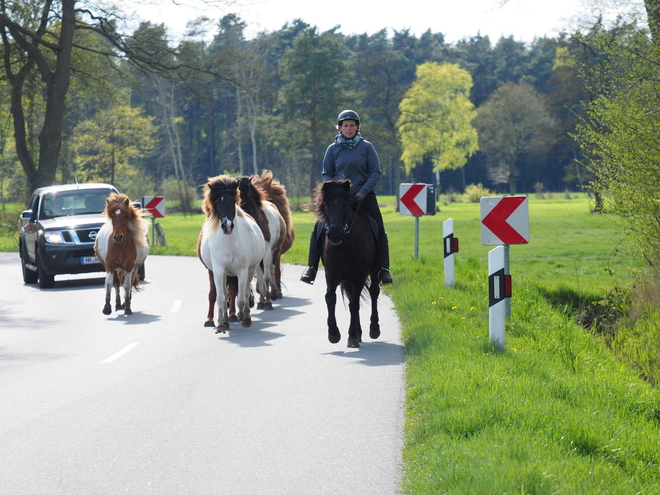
[34,0,76,190]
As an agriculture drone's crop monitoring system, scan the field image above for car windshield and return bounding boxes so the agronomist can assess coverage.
[40,191,110,219]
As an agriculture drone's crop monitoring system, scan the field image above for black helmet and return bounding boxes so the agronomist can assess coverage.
[337,109,360,127]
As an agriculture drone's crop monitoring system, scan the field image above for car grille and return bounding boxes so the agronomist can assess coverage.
[77,228,100,243]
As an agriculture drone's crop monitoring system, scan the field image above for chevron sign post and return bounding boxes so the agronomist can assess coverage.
[480,195,530,350]
[399,183,436,259]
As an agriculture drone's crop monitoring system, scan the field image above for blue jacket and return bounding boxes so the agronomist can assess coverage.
[322,138,382,201]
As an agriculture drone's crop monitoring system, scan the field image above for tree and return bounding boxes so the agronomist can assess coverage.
[0,1,227,194]
[474,82,556,194]
[278,26,348,194]
[397,62,479,192]
[71,105,156,197]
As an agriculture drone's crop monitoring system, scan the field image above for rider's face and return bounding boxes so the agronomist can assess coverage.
[339,120,358,139]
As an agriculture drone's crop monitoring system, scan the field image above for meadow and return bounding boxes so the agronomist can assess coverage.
[3,193,660,493]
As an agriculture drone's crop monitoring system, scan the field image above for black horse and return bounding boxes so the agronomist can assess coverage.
[314,180,381,348]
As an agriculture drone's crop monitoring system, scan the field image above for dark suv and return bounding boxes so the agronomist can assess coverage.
[18,183,119,288]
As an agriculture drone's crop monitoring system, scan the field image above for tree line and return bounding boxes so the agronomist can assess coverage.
[1,0,659,267]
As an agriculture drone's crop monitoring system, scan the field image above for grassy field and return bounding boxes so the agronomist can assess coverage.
[3,194,660,493]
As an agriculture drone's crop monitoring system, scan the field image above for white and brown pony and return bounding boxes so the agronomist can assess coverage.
[94,193,149,316]
[251,169,295,300]
[198,175,265,332]
[236,174,286,310]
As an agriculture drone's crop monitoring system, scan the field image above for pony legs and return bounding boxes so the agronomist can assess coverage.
[346,283,362,348]
[236,268,254,328]
[212,269,230,333]
[102,272,114,315]
[325,282,340,344]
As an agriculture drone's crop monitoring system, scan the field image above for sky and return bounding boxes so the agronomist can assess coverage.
[127,0,615,44]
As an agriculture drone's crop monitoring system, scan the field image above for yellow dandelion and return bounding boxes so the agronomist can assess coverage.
[470,306,476,311]
[432,301,437,305]
[452,306,458,310]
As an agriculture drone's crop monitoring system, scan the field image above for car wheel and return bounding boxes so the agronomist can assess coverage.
[20,248,38,284]
[37,253,55,289]
[137,263,145,282]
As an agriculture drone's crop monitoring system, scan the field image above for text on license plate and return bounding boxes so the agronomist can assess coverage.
[81,256,99,264]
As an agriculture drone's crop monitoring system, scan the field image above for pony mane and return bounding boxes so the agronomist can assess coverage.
[105,193,149,248]
[202,175,240,228]
[257,169,294,237]
[313,179,353,223]
[238,175,270,241]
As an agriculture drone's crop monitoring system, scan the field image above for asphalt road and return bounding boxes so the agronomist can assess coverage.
[0,252,405,494]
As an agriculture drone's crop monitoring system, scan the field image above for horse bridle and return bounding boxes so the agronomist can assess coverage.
[323,199,361,235]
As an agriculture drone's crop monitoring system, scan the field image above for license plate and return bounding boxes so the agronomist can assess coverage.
[81,256,99,264]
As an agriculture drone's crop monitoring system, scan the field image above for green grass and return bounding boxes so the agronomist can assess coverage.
[3,194,659,493]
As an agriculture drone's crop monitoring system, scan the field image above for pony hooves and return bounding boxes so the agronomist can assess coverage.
[102,305,112,315]
[370,326,381,339]
[124,308,133,316]
[215,323,229,333]
[257,302,264,310]
[263,302,274,311]
[328,332,341,344]
[241,318,252,328]
[347,338,361,348]
[204,320,215,327]
[229,315,239,322]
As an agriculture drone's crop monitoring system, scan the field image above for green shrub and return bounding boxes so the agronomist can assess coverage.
[464,183,494,202]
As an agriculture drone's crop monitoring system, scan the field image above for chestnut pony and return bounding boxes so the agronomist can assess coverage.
[314,180,381,347]
[94,193,149,315]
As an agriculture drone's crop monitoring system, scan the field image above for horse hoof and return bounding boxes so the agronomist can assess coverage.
[229,315,239,322]
[328,332,341,344]
[124,308,132,316]
[204,321,215,327]
[257,302,265,310]
[102,305,112,315]
[215,322,229,333]
[370,326,381,339]
[263,302,273,311]
[241,318,252,328]
[347,338,361,348]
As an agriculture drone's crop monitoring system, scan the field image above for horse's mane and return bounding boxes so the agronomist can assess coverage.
[202,175,247,233]
[237,176,269,240]
[256,169,295,248]
[313,179,354,223]
[105,193,149,248]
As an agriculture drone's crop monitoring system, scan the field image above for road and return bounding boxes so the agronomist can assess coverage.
[0,252,405,494]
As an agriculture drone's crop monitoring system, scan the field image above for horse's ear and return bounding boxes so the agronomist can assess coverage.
[123,197,130,206]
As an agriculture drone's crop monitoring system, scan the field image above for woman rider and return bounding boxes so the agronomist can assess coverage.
[300,109,393,286]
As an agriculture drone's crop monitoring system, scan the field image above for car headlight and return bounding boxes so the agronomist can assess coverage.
[44,231,65,243]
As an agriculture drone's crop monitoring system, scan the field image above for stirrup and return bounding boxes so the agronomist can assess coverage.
[378,268,393,286]
[300,266,317,285]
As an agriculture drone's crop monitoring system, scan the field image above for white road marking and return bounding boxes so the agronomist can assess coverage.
[170,300,182,313]
[100,342,140,364]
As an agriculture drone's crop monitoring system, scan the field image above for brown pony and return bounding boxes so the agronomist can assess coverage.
[94,193,149,315]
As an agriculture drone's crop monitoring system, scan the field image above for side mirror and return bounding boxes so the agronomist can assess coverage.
[20,210,34,222]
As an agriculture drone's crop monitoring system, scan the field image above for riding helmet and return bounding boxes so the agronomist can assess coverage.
[337,109,360,127]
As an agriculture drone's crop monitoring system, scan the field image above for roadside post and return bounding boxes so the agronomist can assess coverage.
[141,196,166,246]
[399,183,435,260]
[443,218,459,287]
[480,195,529,349]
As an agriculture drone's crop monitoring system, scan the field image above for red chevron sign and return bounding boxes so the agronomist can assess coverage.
[142,196,166,218]
[399,183,431,216]
[480,196,529,245]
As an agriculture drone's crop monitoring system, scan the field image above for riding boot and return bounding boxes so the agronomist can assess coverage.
[301,226,322,285]
[377,233,393,286]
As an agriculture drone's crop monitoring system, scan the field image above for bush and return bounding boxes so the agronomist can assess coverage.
[464,183,494,202]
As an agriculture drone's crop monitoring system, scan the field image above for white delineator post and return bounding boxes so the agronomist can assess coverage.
[443,218,458,287]
[488,245,511,349]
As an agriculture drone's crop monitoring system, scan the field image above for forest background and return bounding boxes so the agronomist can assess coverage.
[0,0,659,269]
